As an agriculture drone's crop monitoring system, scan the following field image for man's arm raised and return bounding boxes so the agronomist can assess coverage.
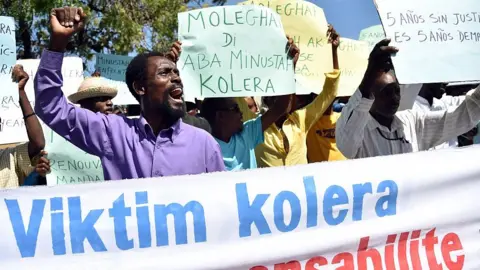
[258,36,298,131]
[336,39,398,158]
[12,65,45,159]
[34,7,111,157]
[416,84,480,150]
[298,25,341,132]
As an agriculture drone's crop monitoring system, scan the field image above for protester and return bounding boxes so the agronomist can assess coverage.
[446,82,480,146]
[167,37,297,171]
[0,65,45,188]
[336,39,480,159]
[81,71,124,114]
[34,7,225,180]
[196,38,298,171]
[412,83,471,149]
[237,25,341,168]
[280,92,347,162]
[307,98,346,163]
[68,77,118,114]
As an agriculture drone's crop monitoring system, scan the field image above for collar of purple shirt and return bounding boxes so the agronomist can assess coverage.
[137,114,182,143]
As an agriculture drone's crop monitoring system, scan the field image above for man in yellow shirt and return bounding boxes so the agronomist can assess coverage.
[237,25,341,168]
[307,99,346,162]
[1,65,45,188]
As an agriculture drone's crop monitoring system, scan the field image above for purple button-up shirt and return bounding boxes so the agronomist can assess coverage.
[34,50,225,180]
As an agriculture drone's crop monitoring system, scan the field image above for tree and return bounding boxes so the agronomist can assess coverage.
[0,0,225,61]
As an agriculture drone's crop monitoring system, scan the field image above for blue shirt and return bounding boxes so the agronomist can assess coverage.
[22,172,47,186]
[216,116,264,171]
[333,102,345,112]
[23,172,39,186]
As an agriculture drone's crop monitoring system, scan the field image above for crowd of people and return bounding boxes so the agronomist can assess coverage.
[1,6,480,187]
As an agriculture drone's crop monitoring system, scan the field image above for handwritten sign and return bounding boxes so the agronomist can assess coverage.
[95,53,131,81]
[45,129,104,186]
[0,16,15,81]
[375,0,480,84]
[359,24,385,50]
[337,38,369,97]
[95,53,139,105]
[240,0,332,94]
[177,5,295,98]
[0,58,84,144]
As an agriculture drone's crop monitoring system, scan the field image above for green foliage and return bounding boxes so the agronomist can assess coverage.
[0,0,224,60]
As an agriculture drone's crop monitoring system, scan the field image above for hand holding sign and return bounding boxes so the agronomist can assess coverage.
[49,7,87,52]
[359,39,399,98]
[327,25,340,71]
[11,65,29,91]
[327,25,340,49]
[368,39,398,72]
[286,36,300,69]
[36,150,51,177]
[168,41,182,63]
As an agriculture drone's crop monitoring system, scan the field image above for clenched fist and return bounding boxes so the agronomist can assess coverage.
[11,64,29,91]
[49,7,87,52]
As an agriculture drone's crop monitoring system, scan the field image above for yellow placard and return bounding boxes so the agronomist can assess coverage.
[337,38,369,97]
[239,0,332,94]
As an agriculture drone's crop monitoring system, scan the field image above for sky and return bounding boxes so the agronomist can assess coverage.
[225,0,382,39]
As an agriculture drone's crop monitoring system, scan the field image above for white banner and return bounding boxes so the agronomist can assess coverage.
[0,146,480,269]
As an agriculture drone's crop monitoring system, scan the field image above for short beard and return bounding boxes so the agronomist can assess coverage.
[159,97,186,122]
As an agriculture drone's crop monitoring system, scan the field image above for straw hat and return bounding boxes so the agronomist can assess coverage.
[68,77,118,104]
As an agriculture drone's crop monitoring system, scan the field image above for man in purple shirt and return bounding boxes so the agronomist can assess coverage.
[34,7,225,180]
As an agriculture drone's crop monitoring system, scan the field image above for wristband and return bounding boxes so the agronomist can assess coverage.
[24,113,36,120]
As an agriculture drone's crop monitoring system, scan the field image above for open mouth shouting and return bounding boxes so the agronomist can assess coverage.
[170,88,183,100]
[167,84,184,107]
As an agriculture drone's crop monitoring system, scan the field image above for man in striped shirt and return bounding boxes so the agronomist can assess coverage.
[412,82,478,150]
[336,39,480,159]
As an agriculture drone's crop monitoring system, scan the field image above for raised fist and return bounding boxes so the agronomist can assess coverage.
[286,35,300,69]
[168,41,182,63]
[327,24,340,49]
[11,64,29,90]
[49,7,87,51]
